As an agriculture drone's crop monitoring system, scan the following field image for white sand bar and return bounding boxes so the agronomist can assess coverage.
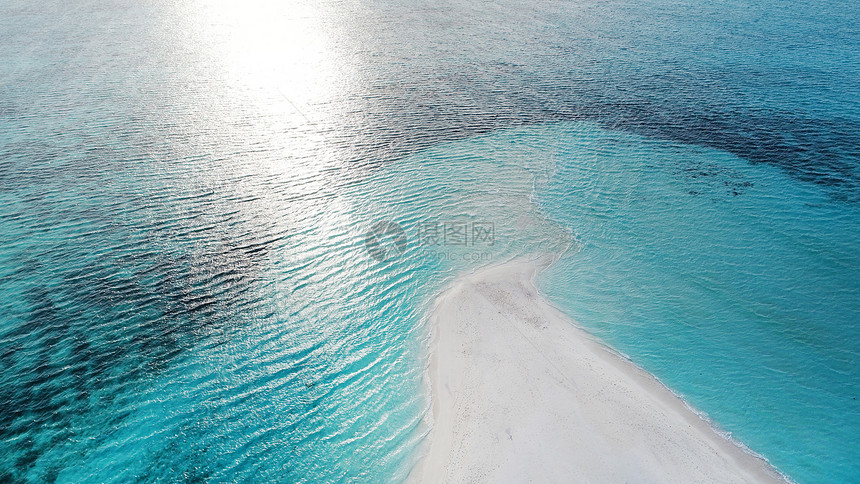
[412,259,786,483]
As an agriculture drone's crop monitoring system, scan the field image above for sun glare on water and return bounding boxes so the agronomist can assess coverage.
[194,0,346,127]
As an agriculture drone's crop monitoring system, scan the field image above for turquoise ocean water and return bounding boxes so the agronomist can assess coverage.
[1,0,858,482]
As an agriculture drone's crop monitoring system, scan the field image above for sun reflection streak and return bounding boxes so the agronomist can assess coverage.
[185,0,365,250]
[195,0,339,123]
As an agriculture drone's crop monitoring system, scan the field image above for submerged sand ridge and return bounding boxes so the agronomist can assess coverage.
[411,259,787,483]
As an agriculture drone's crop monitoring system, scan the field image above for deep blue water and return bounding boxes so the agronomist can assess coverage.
[1,0,858,482]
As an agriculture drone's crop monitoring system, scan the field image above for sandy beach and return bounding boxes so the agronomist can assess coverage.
[411,258,786,483]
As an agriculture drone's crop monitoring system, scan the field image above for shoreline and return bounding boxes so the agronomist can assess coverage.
[410,258,787,483]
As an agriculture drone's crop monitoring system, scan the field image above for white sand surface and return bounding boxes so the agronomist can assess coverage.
[411,258,786,483]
